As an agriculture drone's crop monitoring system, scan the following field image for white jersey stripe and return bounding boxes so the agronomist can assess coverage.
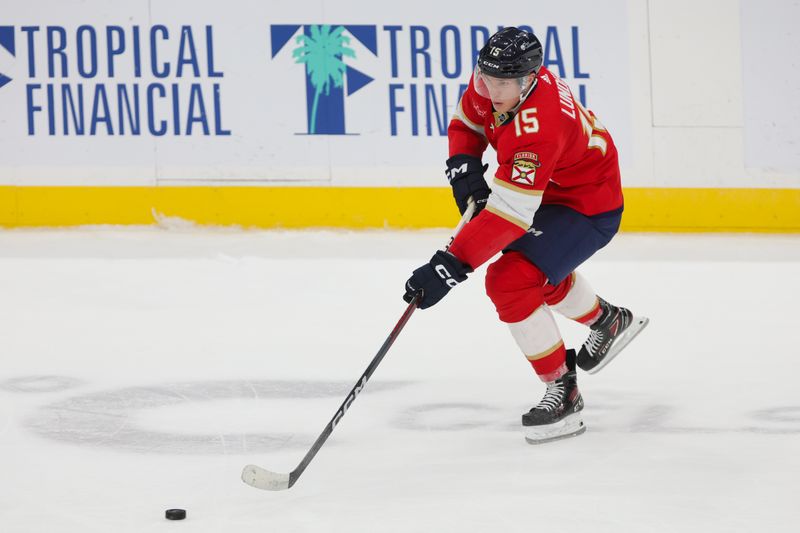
[485,206,531,230]
[486,177,542,229]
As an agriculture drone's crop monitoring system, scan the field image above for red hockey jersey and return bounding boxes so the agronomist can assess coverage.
[448,66,624,269]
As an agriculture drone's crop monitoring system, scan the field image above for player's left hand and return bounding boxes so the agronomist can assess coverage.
[446,154,490,219]
[403,251,473,309]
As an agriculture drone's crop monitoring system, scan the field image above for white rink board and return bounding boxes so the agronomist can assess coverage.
[0,0,630,185]
[740,0,800,173]
[0,0,798,190]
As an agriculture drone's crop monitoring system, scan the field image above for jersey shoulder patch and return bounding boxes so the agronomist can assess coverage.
[510,151,542,187]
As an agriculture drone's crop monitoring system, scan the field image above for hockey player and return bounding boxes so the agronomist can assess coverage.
[403,27,648,444]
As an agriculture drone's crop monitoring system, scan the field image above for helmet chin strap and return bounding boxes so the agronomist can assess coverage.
[517,76,538,107]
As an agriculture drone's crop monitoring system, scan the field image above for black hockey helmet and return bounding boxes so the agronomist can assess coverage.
[477,27,543,79]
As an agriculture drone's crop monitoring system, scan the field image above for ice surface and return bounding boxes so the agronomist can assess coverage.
[0,229,798,532]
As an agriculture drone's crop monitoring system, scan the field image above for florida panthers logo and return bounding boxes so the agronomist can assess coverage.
[511,152,541,186]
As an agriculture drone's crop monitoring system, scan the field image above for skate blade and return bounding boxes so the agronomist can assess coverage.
[524,412,586,445]
[586,316,650,375]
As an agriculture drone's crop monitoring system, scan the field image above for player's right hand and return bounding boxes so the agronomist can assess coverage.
[403,251,472,309]
[445,154,490,219]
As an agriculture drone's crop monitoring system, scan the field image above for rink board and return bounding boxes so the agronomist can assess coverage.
[0,186,799,232]
[1,2,798,235]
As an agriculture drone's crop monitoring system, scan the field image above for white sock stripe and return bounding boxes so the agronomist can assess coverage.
[550,271,598,320]
[508,305,563,358]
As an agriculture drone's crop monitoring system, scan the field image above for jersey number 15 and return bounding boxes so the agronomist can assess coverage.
[513,108,539,137]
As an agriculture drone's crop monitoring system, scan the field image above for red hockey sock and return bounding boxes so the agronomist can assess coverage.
[573,301,602,326]
[528,341,567,382]
[487,253,567,382]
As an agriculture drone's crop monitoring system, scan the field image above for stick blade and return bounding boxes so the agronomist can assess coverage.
[241,464,291,491]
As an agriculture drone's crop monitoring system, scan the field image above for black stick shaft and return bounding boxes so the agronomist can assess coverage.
[284,201,474,489]
[288,294,420,487]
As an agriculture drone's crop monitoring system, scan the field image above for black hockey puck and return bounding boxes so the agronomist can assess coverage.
[165,509,186,520]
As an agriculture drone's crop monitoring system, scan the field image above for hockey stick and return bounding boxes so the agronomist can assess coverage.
[241,201,476,491]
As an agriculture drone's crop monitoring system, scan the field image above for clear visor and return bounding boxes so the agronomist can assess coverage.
[473,66,532,102]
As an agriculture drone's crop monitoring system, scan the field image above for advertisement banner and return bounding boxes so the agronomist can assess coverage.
[0,0,631,186]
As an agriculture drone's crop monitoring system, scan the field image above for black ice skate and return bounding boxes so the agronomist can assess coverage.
[523,350,586,444]
[576,297,649,374]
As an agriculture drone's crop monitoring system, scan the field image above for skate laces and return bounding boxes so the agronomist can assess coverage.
[535,381,565,412]
[585,329,605,354]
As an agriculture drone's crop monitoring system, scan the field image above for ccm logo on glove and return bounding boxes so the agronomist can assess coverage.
[446,162,469,181]
[403,251,473,309]
[445,154,491,219]
[435,264,459,288]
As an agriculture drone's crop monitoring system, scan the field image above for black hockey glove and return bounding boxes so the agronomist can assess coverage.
[403,250,473,309]
[446,154,490,219]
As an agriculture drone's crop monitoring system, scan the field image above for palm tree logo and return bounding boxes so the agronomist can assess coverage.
[292,25,356,134]
[0,26,15,90]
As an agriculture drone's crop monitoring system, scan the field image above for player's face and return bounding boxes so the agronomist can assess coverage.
[474,68,533,113]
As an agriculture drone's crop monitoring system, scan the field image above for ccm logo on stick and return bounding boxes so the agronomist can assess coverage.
[332,376,367,429]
